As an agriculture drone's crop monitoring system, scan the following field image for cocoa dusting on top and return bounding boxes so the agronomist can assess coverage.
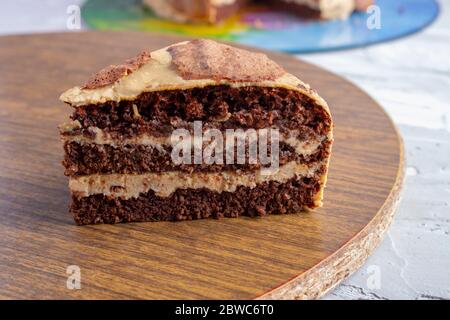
[82,51,151,89]
[168,39,286,82]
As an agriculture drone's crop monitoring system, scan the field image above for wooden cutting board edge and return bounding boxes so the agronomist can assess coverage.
[260,128,404,299]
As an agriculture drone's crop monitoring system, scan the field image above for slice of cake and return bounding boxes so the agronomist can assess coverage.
[143,0,374,23]
[273,0,357,20]
[143,0,249,24]
[59,39,333,225]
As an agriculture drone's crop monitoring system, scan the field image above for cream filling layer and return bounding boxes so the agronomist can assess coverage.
[59,43,330,119]
[319,0,355,19]
[143,0,236,23]
[61,124,326,156]
[282,0,355,19]
[69,161,323,199]
[143,0,194,23]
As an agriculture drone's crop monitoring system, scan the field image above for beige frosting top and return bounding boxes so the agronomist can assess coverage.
[59,39,331,118]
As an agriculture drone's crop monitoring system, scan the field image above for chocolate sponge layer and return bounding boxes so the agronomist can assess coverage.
[70,171,325,225]
[69,86,331,139]
[62,139,331,176]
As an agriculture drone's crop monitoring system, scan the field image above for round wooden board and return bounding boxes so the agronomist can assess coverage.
[0,32,404,300]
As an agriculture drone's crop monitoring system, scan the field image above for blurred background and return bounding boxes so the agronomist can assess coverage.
[1,0,449,299]
[0,0,440,52]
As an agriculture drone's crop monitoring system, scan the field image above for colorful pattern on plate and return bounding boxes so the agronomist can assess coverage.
[82,0,439,53]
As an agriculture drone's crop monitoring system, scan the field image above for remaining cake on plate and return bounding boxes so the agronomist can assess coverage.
[59,39,333,225]
[143,0,374,23]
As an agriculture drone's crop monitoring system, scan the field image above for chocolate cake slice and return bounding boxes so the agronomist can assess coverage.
[59,39,333,225]
[143,0,248,24]
[273,0,357,20]
[143,0,373,23]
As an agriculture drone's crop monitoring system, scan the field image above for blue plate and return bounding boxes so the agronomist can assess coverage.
[82,0,440,53]
[239,0,440,52]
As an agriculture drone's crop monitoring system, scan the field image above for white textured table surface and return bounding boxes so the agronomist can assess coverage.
[2,0,449,300]
[302,1,450,300]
